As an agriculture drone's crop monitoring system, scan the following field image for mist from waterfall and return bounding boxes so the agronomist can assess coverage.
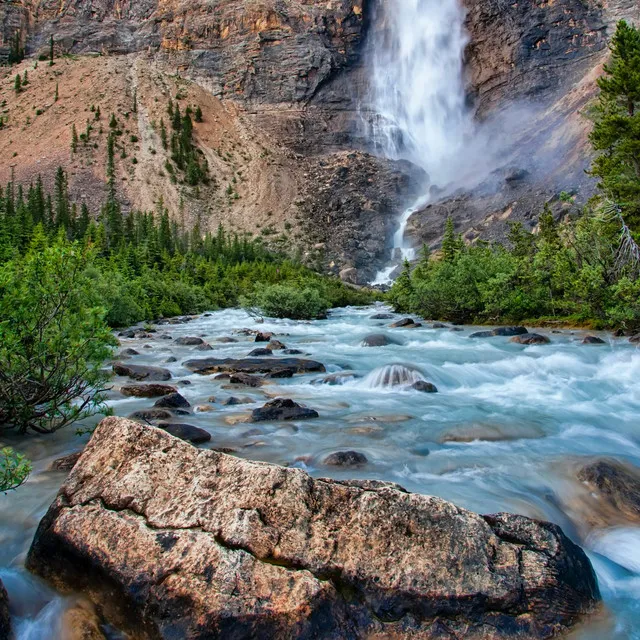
[369,0,473,283]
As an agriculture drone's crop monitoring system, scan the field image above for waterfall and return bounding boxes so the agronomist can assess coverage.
[369,0,472,283]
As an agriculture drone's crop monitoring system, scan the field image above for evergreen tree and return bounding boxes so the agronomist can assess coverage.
[590,20,640,229]
[49,35,55,65]
[160,118,168,150]
[71,124,78,153]
[14,74,21,94]
[22,70,28,85]
[54,83,59,102]
[441,217,462,263]
[132,89,138,114]
[194,105,203,123]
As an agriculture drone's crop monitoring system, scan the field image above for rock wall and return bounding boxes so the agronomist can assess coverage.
[27,418,601,639]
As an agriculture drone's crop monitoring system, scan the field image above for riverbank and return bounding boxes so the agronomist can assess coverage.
[1,305,640,638]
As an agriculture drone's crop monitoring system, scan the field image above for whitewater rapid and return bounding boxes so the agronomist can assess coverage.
[1,306,640,638]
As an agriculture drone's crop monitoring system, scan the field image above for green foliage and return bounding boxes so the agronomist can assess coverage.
[0,448,30,492]
[0,448,31,492]
[0,231,115,434]
[389,209,640,330]
[167,102,208,185]
[14,74,21,94]
[590,20,640,230]
[248,284,329,320]
[8,31,24,65]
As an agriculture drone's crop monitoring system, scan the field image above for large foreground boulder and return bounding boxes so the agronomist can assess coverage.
[27,418,600,640]
[183,357,325,375]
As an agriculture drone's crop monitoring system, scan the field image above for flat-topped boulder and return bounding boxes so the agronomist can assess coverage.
[112,363,172,382]
[250,398,319,422]
[120,384,177,398]
[27,418,600,640]
[184,357,325,375]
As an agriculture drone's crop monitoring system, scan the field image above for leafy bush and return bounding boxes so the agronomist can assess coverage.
[0,232,116,434]
[250,284,329,320]
[0,448,31,492]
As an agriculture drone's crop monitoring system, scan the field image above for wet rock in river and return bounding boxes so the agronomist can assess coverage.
[323,450,368,467]
[432,322,448,329]
[196,343,214,351]
[175,337,206,346]
[511,333,550,345]
[158,423,212,444]
[370,313,395,320]
[389,318,422,328]
[437,423,545,443]
[216,337,238,344]
[228,373,264,388]
[312,372,358,385]
[159,334,173,340]
[255,332,273,342]
[184,357,325,375]
[630,334,640,343]
[60,600,106,640]
[27,418,602,640]
[223,397,254,406]
[266,340,287,350]
[128,409,174,423]
[251,398,319,422]
[264,368,295,379]
[471,326,528,338]
[112,363,171,382]
[49,452,83,472]
[411,380,438,393]
[120,384,177,398]
[118,348,140,358]
[282,349,304,355]
[577,459,640,524]
[361,333,399,347]
[247,348,273,357]
[154,393,190,410]
[164,356,178,363]
[582,335,606,345]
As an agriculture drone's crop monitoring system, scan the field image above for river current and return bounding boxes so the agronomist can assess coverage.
[1,305,640,638]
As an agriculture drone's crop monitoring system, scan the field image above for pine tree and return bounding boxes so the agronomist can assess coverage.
[54,167,70,233]
[132,89,138,114]
[22,70,28,85]
[194,105,203,123]
[71,124,78,153]
[54,83,59,102]
[441,217,461,263]
[590,20,640,229]
[160,118,168,150]
[14,74,21,94]
[109,113,118,129]
[49,35,55,66]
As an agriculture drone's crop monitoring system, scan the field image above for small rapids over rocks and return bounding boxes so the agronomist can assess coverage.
[361,364,425,389]
[1,305,640,638]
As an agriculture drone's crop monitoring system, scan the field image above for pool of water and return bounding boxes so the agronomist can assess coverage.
[1,305,640,638]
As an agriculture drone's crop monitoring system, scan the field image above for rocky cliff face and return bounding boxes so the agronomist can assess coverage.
[1,0,638,280]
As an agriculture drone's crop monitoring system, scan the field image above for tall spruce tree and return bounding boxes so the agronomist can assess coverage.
[590,20,640,230]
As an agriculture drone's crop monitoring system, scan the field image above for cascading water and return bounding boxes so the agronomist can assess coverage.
[361,364,425,389]
[369,0,472,284]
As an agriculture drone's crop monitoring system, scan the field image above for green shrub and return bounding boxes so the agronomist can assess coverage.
[0,448,31,492]
[251,284,329,320]
[0,232,116,434]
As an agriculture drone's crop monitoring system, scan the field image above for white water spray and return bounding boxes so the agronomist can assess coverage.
[369,0,472,284]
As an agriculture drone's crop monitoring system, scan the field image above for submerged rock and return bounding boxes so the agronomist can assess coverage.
[49,452,83,472]
[323,450,368,467]
[390,318,422,328]
[215,337,238,344]
[438,423,545,444]
[175,337,206,346]
[184,357,325,375]
[128,409,174,423]
[511,333,550,345]
[247,348,273,357]
[582,335,606,345]
[411,380,438,393]
[577,459,640,524]
[120,384,177,398]
[158,423,211,445]
[27,418,601,640]
[154,393,190,410]
[225,373,264,388]
[361,333,399,347]
[60,600,106,640]
[266,340,287,351]
[118,348,140,358]
[630,334,640,344]
[370,313,394,320]
[312,372,359,386]
[251,398,319,422]
[112,363,171,382]
[471,326,528,339]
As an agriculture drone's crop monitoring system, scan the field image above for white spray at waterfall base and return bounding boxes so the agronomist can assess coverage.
[368,0,472,283]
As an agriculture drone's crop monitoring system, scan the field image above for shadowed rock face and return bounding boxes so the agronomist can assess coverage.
[27,418,601,639]
[0,578,10,640]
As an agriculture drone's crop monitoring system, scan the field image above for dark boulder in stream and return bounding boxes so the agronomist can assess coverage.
[26,418,601,640]
[511,334,550,345]
[0,578,10,639]
[154,393,190,410]
[158,423,211,444]
[250,398,319,422]
[184,357,325,375]
[471,327,529,339]
[112,363,172,382]
[120,384,177,398]
[361,333,399,347]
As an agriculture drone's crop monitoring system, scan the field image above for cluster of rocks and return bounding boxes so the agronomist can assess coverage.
[25,418,602,640]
